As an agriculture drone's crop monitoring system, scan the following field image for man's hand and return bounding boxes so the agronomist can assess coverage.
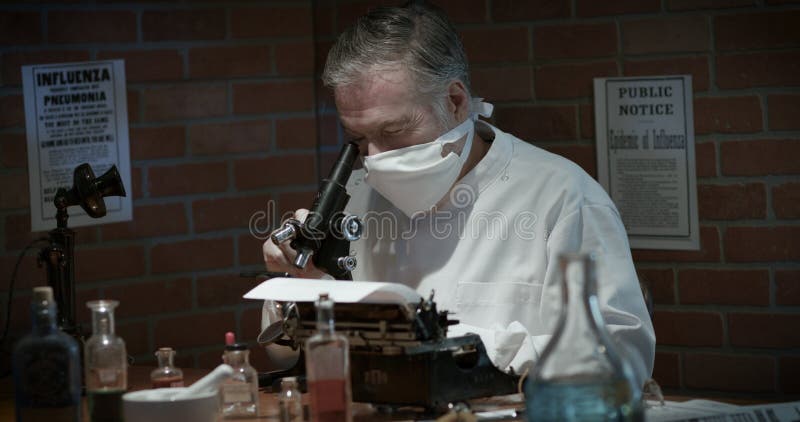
[263,208,328,278]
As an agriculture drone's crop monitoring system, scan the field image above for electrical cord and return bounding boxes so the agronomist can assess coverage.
[0,237,49,379]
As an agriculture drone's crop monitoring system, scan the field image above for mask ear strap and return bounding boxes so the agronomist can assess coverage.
[471,98,494,120]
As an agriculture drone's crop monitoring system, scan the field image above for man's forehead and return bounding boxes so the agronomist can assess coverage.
[334,68,416,111]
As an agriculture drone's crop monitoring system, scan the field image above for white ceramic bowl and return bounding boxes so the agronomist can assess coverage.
[122,387,219,422]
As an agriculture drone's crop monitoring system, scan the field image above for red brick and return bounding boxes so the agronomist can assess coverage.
[74,245,145,283]
[776,270,800,306]
[535,61,617,99]
[116,321,149,357]
[633,226,720,262]
[470,66,532,102]
[721,139,800,176]
[239,234,266,266]
[319,114,339,147]
[188,120,269,155]
[768,94,800,131]
[492,0,570,21]
[543,145,597,178]
[494,105,577,141]
[130,167,143,199]
[684,353,775,392]
[694,96,762,135]
[668,0,755,10]
[0,253,47,292]
[781,356,800,393]
[277,191,316,216]
[313,2,335,36]
[623,16,709,55]
[434,0,487,23]
[334,0,398,31]
[142,9,225,41]
[774,182,800,219]
[729,313,800,348]
[725,226,800,262]
[768,0,800,3]
[127,90,139,124]
[234,154,317,191]
[49,11,136,44]
[5,213,97,251]
[275,41,314,76]
[698,183,766,220]
[148,162,228,197]
[717,52,800,89]
[0,132,26,168]
[678,269,769,306]
[636,268,675,305]
[0,11,41,46]
[0,172,29,210]
[101,203,187,241]
[151,237,234,274]
[142,84,227,122]
[534,23,616,59]
[154,311,236,349]
[461,27,529,64]
[0,94,24,128]
[579,104,593,140]
[130,126,185,160]
[2,50,90,86]
[653,310,724,347]
[653,351,680,388]
[233,80,314,115]
[716,11,800,51]
[193,195,269,233]
[624,56,710,92]
[231,5,312,38]
[97,50,183,82]
[577,0,660,17]
[276,117,318,150]
[105,278,192,319]
[197,273,258,307]
[695,141,716,178]
[189,45,271,79]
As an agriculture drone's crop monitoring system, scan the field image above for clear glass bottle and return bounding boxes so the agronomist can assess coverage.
[12,286,82,422]
[305,293,352,422]
[84,300,127,422]
[150,347,184,388]
[221,342,259,418]
[525,253,643,421]
[278,377,303,422]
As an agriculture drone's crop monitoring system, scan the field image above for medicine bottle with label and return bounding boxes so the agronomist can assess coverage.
[221,342,259,418]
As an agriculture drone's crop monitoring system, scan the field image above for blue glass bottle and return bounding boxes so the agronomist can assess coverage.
[525,254,643,421]
[12,286,82,422]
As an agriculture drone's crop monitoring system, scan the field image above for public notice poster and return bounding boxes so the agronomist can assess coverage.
[593,75,699,250]
[22,60,132,231]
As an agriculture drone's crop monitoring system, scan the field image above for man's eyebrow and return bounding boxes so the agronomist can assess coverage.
[341,116,412,136]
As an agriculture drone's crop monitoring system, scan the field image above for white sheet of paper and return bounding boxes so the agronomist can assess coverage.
[243,278,422,305]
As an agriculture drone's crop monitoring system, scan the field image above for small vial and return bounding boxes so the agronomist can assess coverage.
[278,377,303,422]
[221,342,259,418]
[150,347,184,388]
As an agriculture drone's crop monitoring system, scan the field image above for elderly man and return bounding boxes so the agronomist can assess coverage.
[263,1,655,387]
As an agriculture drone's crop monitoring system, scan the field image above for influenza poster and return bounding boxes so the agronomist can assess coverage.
[593,75,699,250]
[22,60,132,231]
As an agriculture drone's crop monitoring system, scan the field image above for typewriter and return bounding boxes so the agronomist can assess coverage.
[246,278,520,410]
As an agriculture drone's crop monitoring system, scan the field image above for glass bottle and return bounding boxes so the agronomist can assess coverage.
[305,293,352,422]
[221,342,259,418]
[278,377,303,422]
[12,286,81,422]
[525,253,643,421]
[84,300,127,422]
[150,347,184,388]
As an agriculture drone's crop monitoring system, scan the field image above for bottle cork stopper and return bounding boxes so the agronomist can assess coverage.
[225,332,235,346]
[32,286,53,303]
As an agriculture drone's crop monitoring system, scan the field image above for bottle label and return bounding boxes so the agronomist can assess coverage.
[17,345,78,407]
[222,382,253,404]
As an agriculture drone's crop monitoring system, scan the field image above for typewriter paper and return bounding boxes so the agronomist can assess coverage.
[593,75,699,250]
[22,60,132,231]
[244,278,423,305]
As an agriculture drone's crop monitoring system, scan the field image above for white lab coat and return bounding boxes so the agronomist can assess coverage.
[343,121,655,387]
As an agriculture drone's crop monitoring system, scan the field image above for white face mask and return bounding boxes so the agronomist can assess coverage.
[363,100,493,218]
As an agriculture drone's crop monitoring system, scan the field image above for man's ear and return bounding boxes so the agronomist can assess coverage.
[447,80,470,122]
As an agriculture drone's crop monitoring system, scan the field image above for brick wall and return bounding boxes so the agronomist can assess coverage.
[1,0,799,400]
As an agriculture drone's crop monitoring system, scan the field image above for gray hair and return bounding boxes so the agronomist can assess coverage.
[322,1,472,128]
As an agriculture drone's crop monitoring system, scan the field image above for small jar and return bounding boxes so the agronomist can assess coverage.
[150,347,184,388]
[278,377,303,422]
[221,343,259,418]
